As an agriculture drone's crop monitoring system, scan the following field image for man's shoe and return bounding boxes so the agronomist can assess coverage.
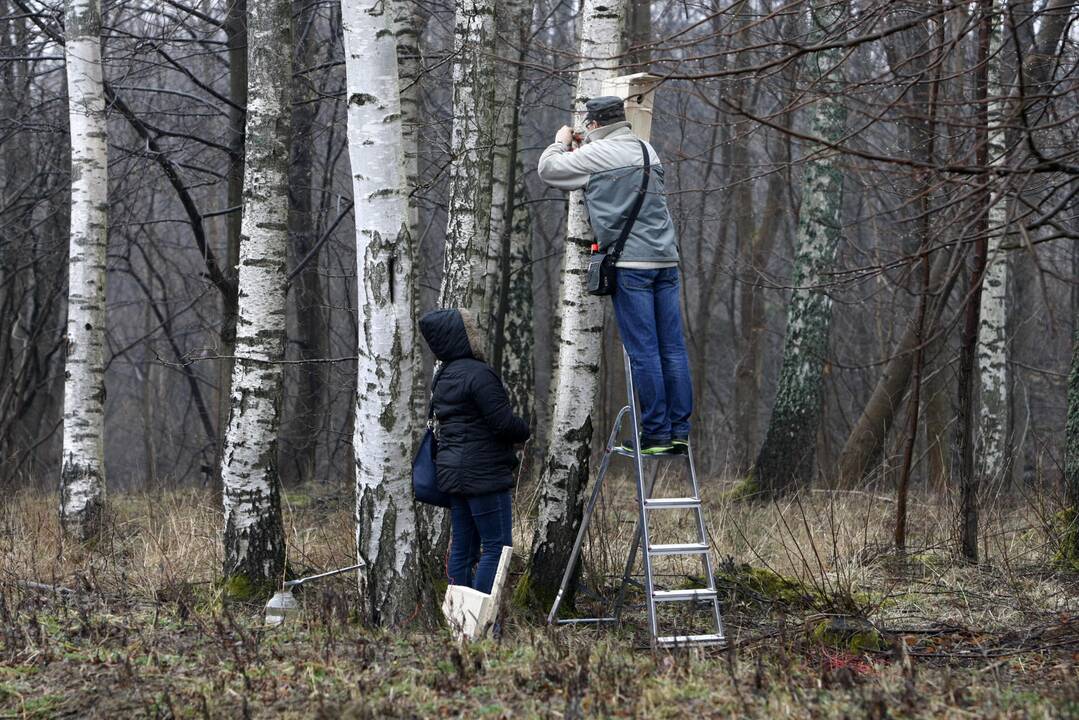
[616,437,675,455]
[671,437,689,454]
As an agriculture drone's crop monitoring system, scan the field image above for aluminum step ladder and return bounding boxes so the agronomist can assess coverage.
[547,347,725,649]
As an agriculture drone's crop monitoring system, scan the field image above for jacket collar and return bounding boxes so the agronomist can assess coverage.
[585,121,633,143]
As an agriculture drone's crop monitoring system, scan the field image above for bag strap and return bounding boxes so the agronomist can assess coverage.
[607,140,652,263]
[427,363,448,420]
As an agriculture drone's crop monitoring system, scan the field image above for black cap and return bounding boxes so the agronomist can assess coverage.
[584,95,626,124]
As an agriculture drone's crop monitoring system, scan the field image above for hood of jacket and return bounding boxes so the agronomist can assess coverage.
[419,308,485,362]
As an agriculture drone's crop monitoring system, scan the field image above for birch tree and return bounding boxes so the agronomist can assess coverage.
[753,0,847,497]
[522,0,625,605]
[220,0,291,590]
[975,6,1009,486]
[485,0,534,416]
[342,0,423,626]
[482,0,528,333]
[388,0,430,437]
[59,0,108,540]
[217,0,246,489]
[500,168,535,424]
[438,0,497,317]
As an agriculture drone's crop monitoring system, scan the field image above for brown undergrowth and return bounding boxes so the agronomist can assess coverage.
[1,480,1077,718]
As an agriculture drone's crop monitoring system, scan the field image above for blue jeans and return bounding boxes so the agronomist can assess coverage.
[611,267,694,443]
[447,491,513,594]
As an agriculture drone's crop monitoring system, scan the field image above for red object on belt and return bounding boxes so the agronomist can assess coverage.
[591,243,599,253]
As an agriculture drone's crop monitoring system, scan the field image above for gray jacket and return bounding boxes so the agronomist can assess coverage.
[538,122,679,267]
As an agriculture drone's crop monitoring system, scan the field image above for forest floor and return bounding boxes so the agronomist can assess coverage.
[1,477,1078,719]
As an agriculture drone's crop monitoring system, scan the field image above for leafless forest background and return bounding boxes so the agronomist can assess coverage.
[3,0,1077,501]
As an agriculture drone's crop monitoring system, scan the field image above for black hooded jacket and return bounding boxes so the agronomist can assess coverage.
[419,309,530,496]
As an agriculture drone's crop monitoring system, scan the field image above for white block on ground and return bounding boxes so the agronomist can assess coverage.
[442,546,513,641]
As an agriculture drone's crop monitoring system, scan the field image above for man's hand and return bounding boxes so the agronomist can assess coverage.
[555,125,574,146]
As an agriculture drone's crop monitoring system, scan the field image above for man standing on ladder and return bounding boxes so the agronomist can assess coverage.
[538,96,692,456]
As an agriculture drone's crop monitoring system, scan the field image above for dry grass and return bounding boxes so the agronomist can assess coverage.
[1,477,1077,718]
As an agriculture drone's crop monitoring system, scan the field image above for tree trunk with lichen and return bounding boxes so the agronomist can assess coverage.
[520,0,626,608]
[388,0,430,440]
[59,0,108,541]
[954,0,994,563]
[975,4,1010,487]
[501,166,535,425]
[482,0,528,334]
[219,0,291,592]
[486,0,534,419]
[1064,324,1079,565]
[753,0,846,498]
[342,0,424,626]
[438,0,497,319]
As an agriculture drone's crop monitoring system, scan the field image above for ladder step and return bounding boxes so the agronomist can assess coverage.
[648,542,709,555]
[644,497,700,510]
[656,633,726,648]
[652,588,716,602]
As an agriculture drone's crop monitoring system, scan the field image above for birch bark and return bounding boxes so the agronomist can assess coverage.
[975,7,1009,485]
[522,0,625,606]
[486,0,534,416]
[438,0,497,318]
[501,165,535,424]
[342,0,423,625]
[60,0,108,540]
[753,1,847,497]
[482,0,528,336]
[220,0,290,589]
[387,0,430,439]
[216,0,246,492]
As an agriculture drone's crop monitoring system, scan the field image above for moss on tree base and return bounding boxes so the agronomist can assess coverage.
[806,614,887,652]
[221,573,276,602]
[1052,507,1079,571]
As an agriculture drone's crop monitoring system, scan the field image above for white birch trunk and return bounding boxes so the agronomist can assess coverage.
[60,0,108,541]
[342,0,423,626]
[220,0,290,589]
[753,1,846,497]
[387,0,430,440]
[523,0,625,604]
[976,8,1009,484]
[480,0,528,328]
[438,0,497,318]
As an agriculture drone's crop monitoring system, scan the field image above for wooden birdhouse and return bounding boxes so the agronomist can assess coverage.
[600,72,662,142]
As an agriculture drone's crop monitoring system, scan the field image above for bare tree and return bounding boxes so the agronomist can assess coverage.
[753,0,848,498]
[220,0,291,590]
[342,0,424,625]
[59,0,108,540]
[522,0,626,606]
[438,0,497,317]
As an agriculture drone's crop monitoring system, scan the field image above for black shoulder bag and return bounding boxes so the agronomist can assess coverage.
[412,365,453,507]
[586,140,651,296]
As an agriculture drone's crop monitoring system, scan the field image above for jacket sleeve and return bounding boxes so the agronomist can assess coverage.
[537,141,598,190]
[470,366,531,443]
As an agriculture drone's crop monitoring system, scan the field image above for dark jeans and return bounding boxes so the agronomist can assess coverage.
[447,490,513,594]
[611,266,694,443]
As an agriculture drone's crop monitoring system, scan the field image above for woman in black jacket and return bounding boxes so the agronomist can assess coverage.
[419,308,530,594]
